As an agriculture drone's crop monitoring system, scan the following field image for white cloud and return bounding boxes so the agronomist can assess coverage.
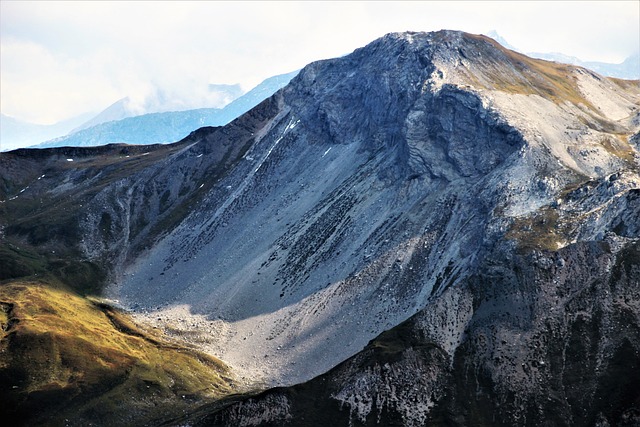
[1,38,123,123]
[1,1,638,124]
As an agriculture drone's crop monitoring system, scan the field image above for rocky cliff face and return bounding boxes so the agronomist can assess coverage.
[1,30,639,425]
[109,32,529,386]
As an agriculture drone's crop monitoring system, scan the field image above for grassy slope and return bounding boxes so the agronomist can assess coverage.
[459,35,639,159]
[463,34,614,110]
[0,280,236,426]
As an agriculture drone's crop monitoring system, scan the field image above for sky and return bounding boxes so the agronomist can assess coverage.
[1,1,639,125]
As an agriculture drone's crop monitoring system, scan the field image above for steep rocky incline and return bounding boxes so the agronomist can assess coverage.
[1,30,638,425]
[186,211,640,427]
[110,31,639,390]
[112,31,528,386]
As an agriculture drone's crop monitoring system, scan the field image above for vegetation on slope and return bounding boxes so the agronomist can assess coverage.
[457,34,600,110]
[0,98,283,425]
[0,280,236,426]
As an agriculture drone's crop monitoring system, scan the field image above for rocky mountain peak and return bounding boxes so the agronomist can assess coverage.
[95,31,638,389]
[280,30,529,184]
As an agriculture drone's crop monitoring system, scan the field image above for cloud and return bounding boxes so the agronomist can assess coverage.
[1,38,123,123]
[1,1,638,124]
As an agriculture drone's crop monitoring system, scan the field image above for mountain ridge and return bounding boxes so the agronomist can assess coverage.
[0,112,95,152]
[485,30,640,80]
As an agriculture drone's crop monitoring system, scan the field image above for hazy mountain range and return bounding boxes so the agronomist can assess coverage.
[1,74,296,152]
[1,84,243,152]
[1,31,639,426]
[0,112,95,152]
[31,71,297,149]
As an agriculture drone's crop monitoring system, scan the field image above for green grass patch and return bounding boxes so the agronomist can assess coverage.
[0,238,107,297]
[0,244,49,280]
[0,281,236,426]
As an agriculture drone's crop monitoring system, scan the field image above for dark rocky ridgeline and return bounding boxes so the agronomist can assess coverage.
[0,95,281,294]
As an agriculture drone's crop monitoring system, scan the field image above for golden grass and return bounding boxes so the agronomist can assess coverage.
[599,135,636,164]
[458,35,640,154]
[609,77,640,93]
[0,304,8,333]
[465,34,623,113]
[505,207,567,252]
[0,281,236,425]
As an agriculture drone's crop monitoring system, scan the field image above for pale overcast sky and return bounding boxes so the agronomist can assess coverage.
[1,1,638,124]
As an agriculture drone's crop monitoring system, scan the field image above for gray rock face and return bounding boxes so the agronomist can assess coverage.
[154,31,637,425]
[107,32,637,390]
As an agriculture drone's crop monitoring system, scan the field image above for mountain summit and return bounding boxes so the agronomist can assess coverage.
[115,30,639,385]
[1,31,639,425]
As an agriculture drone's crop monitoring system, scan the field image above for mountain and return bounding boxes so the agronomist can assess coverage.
[2,84,246,152]
[0,113,95,152]
[73,84,246,134]
[217,70,299,121]
[33,71,297,149]
[208,83,244,104]
[33,107,225,148]
[1,30,639,426]
[70,97,136,132]
[485,30,520,51]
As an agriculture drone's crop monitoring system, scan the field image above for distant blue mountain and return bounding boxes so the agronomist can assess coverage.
[1,112,95,152]
[527,52,640,80]
[33,70,299,149]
